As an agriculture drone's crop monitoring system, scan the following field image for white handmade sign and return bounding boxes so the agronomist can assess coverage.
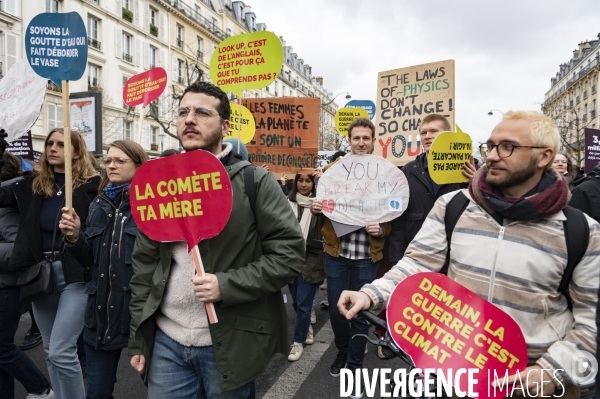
[316,154,409,225]
[0,58,47,142]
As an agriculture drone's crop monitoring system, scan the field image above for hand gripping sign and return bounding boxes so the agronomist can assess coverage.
[387,273,528,398]
[428,130,473,184]
[131,151,233,323]
[316,154,409,226]
[210,31,283,98]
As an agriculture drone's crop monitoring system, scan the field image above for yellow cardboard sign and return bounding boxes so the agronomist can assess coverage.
[427,131,472,184]
[210,31,283,97]
[335,107,370,136]
[227,102,256,144]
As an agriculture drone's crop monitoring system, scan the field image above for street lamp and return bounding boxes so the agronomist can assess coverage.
[488,109,505,116]
[322,92,351,107]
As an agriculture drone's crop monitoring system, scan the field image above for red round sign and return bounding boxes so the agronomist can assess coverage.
[130,150,233,251]
[123,67,167,107]
[387,273,528,398]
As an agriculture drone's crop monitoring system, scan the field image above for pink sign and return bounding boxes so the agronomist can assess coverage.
[387,273,528,398]
[123,67,167,108]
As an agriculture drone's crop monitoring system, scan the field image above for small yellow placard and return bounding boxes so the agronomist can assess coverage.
[227,102,256,144]
[427,131,472,184]
[335,107,370,136]
[210,31,283,97]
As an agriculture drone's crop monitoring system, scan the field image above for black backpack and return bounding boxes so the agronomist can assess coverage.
[441,191,589,310]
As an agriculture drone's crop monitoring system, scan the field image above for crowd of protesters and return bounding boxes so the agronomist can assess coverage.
[0,81,598,399]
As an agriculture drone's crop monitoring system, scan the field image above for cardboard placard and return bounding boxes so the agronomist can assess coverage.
[210,31,283,97]
[375,59,455,166]
[0,59,47,142]
[243,97,320,173]
[428,131,472,184]
[316,154,409,225]
[25,12,88,88]
[335,107,370,137]
[227,102,256,144]
[387,273,528,399]
[584,128,600,173]
[122,68,167,108]
[7,130,34,160]
[345,99,376,120]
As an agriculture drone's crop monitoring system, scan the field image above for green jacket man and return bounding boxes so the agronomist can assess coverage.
[127,81,304,397]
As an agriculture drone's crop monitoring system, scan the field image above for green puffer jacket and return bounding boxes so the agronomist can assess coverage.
[127,156,305,392]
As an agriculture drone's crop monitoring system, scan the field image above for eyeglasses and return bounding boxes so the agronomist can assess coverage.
[103,157,132,167]
[177,106,213,121]
[479,142,546,159]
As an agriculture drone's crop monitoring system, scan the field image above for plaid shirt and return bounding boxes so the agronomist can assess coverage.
[339,228,371,260]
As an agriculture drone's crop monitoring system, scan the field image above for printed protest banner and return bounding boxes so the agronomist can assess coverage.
[243,97,320,173]
[335,107,370,136]
[0,59,46,142]
[25,12,88,88]
[345,99,376,120]
[210,31,283,97]
[227,102,256,144]
[428,131,472,184]
[316,154,409,226]
[131,150,234,324]
[387,273,528,399]
[122,67,167,108]
[7,130,34,160]
[585,128,600,173]
[318,151,337,169]
[375,59,455,166]
[70,97,96,152]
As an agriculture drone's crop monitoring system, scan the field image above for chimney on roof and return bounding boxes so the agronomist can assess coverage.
[316,77,323,86]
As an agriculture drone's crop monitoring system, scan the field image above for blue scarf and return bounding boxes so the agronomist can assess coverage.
[103,182,130,202]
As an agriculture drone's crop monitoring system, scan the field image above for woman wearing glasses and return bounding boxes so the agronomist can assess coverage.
[0,128,100,399]
[59,140,148,399]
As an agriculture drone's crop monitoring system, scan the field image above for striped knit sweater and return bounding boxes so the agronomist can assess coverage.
[362,189,600,389]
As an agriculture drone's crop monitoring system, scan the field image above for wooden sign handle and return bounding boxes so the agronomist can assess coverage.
[61,80,73,210]
[191,246,218,324]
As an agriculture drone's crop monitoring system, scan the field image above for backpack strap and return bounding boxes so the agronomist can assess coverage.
[243,165,256,216]
[441,191,470,274]
[559,205,590,310]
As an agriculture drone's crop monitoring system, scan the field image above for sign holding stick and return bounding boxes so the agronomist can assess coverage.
[26,12,88,209]
[130,150,234,323]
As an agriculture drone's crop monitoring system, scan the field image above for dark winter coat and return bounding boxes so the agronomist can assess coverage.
[0,177,21,287]
[570,164,600,223]
[388,153,464,263]
[0,174,100,283]
[65,190,137,350]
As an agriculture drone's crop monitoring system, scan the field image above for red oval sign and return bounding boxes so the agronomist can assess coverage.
[123,67,167,107]
[130,150,233,251]
[387,273,528,398]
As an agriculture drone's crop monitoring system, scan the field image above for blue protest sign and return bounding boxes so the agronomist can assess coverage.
[345,100,376,120]
[25,12,88,88]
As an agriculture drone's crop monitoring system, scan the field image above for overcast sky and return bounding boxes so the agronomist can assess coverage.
[246,0,600,145]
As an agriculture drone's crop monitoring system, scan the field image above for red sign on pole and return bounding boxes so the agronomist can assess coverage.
[123,67,167,107]
[387,273,528,398]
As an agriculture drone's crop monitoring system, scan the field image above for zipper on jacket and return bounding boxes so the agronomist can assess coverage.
[488,226,505,301]
[118,216,126,258]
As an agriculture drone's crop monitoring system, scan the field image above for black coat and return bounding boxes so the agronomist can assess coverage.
[570,165,600,223]
[0,174,100,283]
[65,190,137,350]
[0,177,21,287]
[389,153,464,264]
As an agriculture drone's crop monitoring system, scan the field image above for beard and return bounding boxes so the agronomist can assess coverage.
[485,157,537,189]
[180,125,223,153]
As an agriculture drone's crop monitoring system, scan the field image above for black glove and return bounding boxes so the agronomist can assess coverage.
[0,129,7,157]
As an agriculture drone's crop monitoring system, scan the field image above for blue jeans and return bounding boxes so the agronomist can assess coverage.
[288,275,318,343]
[32,260,87,399]
[85,343,122,399]
[325,254,379,371]
[148,328,253,399]
[0,286,51,398]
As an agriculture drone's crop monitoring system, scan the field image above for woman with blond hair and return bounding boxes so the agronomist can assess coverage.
[0,128,100,399]
[59,140,149,398]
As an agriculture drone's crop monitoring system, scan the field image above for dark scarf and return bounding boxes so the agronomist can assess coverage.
[103,182,130,202]
[468,166,570,220]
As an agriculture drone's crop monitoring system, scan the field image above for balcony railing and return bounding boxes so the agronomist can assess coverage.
[166,0,228,40]
[88,37,101,50]
[197,50,203,62]
[122,53,133,63]
[176,39,183,49]
[88,77,102,92]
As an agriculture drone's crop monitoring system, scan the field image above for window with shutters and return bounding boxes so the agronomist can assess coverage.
[46,0,59,12]
[122,33,132,62]
[87,17,101,50]
[3,0,17,16]
[124,121,132,140]
[150,8,158,37]
[47,103,63,130]
[150,46,157,69]
[197,37,203,61]
[176,25,183,50]
[151,126,158,144]
[5,33,17,73]
[177,59,185,84]
[123,0,130,10]
[88,64,101,91]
